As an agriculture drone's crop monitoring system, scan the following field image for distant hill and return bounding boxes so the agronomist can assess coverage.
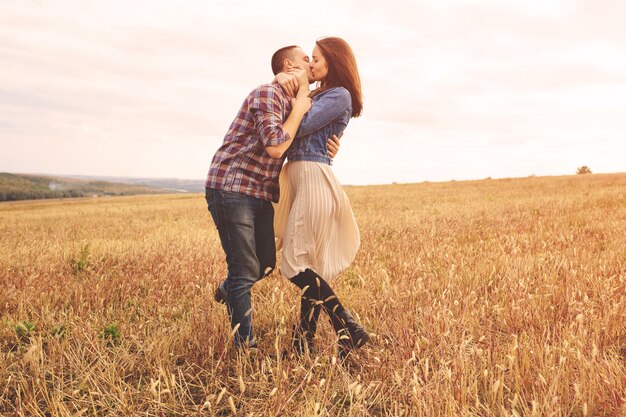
[62,175,206,193]
[0,173,168,202]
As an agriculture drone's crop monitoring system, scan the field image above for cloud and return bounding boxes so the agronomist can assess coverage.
[1,0,625,183]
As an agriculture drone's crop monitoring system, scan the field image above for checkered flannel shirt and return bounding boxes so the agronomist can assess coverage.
[206,83,292,202]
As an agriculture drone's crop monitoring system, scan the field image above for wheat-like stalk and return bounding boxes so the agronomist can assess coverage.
[0,174,624,416]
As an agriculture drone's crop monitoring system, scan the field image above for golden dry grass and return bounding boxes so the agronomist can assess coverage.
[1,173,625,416]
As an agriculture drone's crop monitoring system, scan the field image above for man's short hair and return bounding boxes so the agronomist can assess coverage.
[271,45,299,75]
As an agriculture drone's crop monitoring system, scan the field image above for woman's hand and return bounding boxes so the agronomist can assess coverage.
[274,72,299,97]
[326,134,342,159]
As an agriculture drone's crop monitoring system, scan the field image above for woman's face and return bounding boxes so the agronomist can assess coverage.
[310,45,328,82]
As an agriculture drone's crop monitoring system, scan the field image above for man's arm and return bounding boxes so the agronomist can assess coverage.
[265,93,310,158]
[326,134,342,159]
[265,67,311,158]
[274,72,299,98]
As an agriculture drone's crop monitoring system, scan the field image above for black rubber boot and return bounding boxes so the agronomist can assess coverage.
[293,299,321,355]
[333,309,370,360]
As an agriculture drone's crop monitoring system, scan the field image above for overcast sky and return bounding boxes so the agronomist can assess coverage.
[1,0,625,185]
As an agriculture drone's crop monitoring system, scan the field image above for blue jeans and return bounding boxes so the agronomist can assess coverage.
[205,188,276,347]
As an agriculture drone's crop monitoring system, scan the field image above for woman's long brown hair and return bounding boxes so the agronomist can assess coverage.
[312,37,363,117]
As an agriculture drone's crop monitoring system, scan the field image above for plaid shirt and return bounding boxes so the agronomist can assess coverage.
[206,83,292,202]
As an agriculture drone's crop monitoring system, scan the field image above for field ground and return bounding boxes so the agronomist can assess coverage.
[1,173,625,416]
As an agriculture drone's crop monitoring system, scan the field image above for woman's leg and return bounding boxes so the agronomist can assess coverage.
[291,269,369,358]
[293,296,321,354]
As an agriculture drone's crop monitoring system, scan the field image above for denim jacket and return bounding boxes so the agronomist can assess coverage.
[286,87,352,165]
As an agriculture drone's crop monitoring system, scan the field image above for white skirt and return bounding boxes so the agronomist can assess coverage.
[274,160,360,281]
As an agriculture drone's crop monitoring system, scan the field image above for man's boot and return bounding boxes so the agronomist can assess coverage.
[214,281,227,304]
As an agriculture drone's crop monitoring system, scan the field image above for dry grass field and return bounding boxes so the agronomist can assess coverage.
[1,173,625,416]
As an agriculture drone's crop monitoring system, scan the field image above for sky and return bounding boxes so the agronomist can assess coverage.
[1,0,625,185]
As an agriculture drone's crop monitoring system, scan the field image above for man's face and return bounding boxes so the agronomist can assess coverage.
[289,47,314,83]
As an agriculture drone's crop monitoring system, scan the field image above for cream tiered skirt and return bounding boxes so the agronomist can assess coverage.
[274,161,360,281]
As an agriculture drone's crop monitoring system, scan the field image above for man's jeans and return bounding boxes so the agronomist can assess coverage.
[205,188,276,347]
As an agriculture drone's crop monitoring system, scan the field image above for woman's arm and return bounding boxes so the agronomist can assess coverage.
[296,88,352,138]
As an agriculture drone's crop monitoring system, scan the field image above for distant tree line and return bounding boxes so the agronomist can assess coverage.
[0,173,162,202]
[0,189,87,202]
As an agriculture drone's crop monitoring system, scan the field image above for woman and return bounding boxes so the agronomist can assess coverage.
[274,37,368,359]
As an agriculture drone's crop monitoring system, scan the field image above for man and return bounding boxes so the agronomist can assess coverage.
[206,45,338,349]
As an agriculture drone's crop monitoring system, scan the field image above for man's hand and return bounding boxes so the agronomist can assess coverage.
[326,134,342,159]
[288,65,310,97]
[274,72,299,97]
